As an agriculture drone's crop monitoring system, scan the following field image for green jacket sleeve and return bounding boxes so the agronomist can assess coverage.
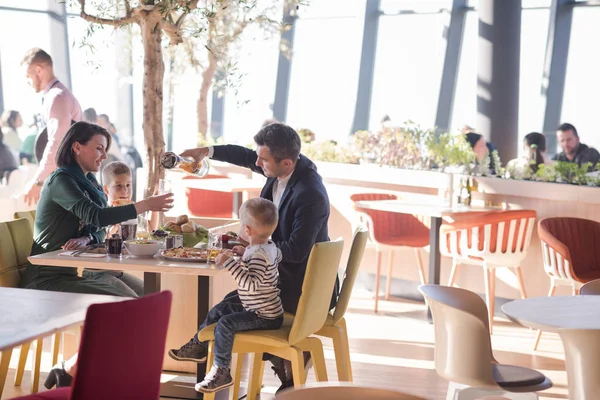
[50,174,137,227]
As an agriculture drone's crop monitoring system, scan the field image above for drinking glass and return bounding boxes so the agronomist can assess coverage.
[105,225,123,258]
[136,214,150,239]
[158,178,173,195]
[207,232,222,263]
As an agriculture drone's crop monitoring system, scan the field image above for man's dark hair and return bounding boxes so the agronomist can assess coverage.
[56,122,111,167]
[21,48,53,67]
[253,123,301,162]
[558,123,578,138]
[84,108,97,123]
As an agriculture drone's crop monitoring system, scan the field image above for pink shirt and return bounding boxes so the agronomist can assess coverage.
[35,78,83,183]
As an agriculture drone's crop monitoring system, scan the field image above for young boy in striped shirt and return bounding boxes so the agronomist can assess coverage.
[194,197,283,393]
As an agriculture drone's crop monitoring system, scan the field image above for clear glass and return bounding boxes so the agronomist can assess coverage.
[136,214,150,239]
[158,179,172,195]
[207,232,223,263]
[105,225,123,258]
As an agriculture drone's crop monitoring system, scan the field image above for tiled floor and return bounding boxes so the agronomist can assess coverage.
[1,288,568,399]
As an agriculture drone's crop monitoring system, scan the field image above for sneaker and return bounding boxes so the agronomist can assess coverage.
[168,338,207,363]
[195,365,233,393]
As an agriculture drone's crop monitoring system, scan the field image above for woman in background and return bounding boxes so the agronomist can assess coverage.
[0,127,19,182]
[1,110,23,160]
[506,132,552,175]
[465,131,497,175]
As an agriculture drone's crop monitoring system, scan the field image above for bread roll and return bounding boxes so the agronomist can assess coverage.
[181,222,195,233]
[165,221,179,231]
[176,214,189,225]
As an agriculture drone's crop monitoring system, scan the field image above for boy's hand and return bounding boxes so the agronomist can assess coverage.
[215,250,234,266]
[231,245,246,256]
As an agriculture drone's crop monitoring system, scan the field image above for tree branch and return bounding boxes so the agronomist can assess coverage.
[162,20,184,45]
[78,0,136,27]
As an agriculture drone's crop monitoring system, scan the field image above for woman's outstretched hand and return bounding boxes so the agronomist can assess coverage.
[135,193,174,214]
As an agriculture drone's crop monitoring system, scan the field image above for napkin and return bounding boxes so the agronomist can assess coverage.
[59,251,106,258]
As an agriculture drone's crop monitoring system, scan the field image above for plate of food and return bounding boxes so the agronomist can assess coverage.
[159,247,211,262]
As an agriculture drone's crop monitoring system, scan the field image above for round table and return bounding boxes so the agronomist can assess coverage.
[502,295,600,332]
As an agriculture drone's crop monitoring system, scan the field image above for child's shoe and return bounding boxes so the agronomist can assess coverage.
[168,338,207,363]
[195,365,233,393]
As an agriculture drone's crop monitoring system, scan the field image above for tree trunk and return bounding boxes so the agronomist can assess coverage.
[140,15,165,199]
[197,51,217,143]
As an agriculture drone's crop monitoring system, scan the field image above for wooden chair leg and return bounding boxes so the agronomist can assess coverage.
[31,337,43,393]
[247,353,265,399]
[489,268,496,334]
[331,319,353,381]
[447,260,459,287]
[385,251,394,300]
[229,353,244,400]
[514,266,527,298]
[573,285,580,296]
[51,333,61,366]
[534,281,558,351]
[202,341,217,400]
[309,339,328,382]
[414,248,426,285]
[374,250,382,313]
[484,268,495,334]
[14,342,31,386]
[0,348,13,398]
[289,348,305,389]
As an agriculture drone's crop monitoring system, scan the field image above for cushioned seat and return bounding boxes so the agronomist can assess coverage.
[492,364,546,388]
[10,387,71,399]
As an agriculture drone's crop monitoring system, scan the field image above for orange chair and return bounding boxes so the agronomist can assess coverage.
[533,217,600,350]
[440,210,536,333]
[350,193,429,313]
[183,174,234,218]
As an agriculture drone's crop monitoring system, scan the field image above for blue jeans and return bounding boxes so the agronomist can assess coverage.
[194,302,283,368]
[82,270,144,297]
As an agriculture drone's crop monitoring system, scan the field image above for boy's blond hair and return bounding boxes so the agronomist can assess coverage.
[239,198,278,240]
[102,161,131,185]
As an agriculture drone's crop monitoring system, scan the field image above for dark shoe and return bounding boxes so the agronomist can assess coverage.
[272,353,312,393]
[44,361,73,389]
[195,365,233,393]
[168,338,207,363]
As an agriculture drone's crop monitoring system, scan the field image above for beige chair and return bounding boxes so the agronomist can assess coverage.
[558,328,600,400]
[14,210,36,230]
[419,284,552,400]
[198,240,345,399]
[579,279,600,295]
[313,226,368,381]
[275,382,426,399]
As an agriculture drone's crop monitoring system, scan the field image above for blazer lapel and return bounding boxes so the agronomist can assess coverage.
[261,178,276,201]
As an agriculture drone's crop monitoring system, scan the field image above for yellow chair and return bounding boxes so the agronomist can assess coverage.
[312,226,368,382]
[14,211,36,230]
[419,284,552,399]
[198,239,345,399]
[0,218,59,396]
[275,382,426,399]
[558,328,600,400]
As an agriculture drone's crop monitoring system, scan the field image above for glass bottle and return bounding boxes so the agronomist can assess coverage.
[160,152,210,177]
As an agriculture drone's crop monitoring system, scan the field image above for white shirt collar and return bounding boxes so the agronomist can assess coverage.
[277,170,294,185]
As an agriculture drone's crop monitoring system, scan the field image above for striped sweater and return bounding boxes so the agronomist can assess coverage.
[222,241,284,319]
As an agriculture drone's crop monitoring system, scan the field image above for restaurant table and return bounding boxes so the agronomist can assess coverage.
[355,200,498,319]
[182,178,264,218]
[28,251,223,400]
[502,296,600,331]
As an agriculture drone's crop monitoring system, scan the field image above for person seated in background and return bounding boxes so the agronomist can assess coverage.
[507,132,552,175]
[464,131,497,175]
[0,127,18,183]
[20,115,40,164]
[187,198,284,394]
[79,161,144,297]
[83,108,97,123]
[1,110,23,157]
[553,123,600,169]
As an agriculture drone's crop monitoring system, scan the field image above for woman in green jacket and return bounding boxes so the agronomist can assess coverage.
[20,121,173,296]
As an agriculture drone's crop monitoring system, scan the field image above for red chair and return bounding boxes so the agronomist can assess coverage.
[184,174,234,218]
[350,193,430,313]
[11,291,172,400]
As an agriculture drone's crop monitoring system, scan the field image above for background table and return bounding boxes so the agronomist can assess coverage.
[28,251,222,399]
[502,295,600,331]
[182,178,264,218]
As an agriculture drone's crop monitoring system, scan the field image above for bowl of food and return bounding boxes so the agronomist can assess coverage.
[123,239,164,257]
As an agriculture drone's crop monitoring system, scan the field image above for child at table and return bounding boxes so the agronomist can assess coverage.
[79,161,144,296]
[170,197,283,393]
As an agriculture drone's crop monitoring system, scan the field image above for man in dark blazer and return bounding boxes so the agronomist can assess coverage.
[169,123,336,390]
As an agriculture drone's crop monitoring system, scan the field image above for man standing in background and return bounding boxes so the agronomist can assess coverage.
[21,48,82,205]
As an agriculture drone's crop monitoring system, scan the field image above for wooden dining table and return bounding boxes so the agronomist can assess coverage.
[28,250,223,400]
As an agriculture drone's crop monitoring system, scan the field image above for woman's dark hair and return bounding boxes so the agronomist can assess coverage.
[1,110,20,130]
[56,121,111,167]
[524,132,546,173]
[465,132,483,149]
[253,122,301,162]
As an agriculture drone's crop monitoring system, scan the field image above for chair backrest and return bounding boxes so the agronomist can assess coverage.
[440,210,536,265]
[418,284,498,389]
[558,328,600,400]
[332,226,368,324]
[14,210,36,230]
[0,218,33,288]
[580,279,600,295]
[538,217,600,282]
[288,240,344,345]
[71,291,173,400]
[275,382,426,400]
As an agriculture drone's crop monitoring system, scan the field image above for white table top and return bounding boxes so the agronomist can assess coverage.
[502,296,600,332]
[28,250,222,277]
[182,178,264,193]
[0,287,125,351]
[355,199,498,218]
